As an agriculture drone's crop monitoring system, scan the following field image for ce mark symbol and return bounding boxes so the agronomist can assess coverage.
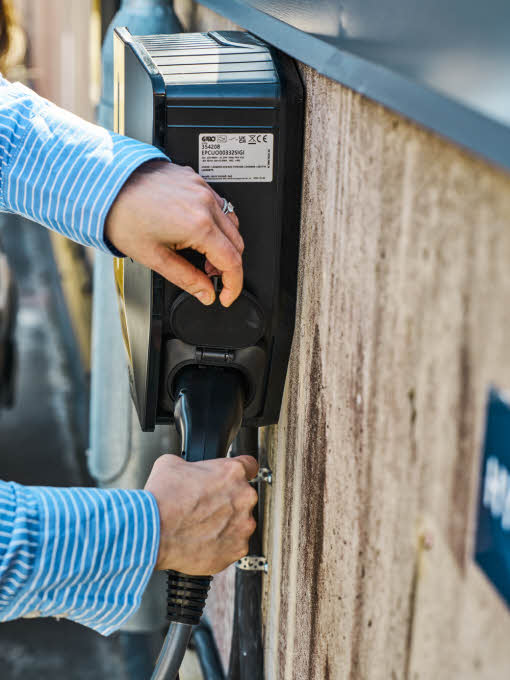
[248,134,269,144]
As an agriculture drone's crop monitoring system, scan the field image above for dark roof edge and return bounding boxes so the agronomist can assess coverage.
[196,0,510,174]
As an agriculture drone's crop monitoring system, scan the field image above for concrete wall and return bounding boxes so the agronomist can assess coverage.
[174,3,510,679]
[179,3,510,678]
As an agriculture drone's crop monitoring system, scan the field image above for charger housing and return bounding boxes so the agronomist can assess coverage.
[113,28,304,430]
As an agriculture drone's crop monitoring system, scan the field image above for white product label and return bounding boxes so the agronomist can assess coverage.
[199,133,273,183]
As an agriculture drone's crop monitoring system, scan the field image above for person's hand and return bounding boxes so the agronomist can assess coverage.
[105,160,244,307]
[145,454,259,574]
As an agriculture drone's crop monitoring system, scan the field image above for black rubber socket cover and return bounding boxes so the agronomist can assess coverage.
[170,289,265,350]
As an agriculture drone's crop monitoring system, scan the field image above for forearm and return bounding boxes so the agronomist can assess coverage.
[0,481,159,635]
[0,75,168,253]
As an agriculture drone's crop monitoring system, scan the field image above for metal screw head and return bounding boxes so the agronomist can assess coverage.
[251,466,272,485]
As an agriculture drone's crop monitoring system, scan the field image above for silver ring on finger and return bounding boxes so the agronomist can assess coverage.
[222,198,235,214]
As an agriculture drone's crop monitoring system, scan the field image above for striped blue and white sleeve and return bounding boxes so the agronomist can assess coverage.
[0,481,160,636]
[0,75,168,252]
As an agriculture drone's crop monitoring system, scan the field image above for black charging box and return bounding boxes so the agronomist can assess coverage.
[113,29,304,431]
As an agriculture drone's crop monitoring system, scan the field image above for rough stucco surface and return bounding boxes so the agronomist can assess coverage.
[177,4,510,678]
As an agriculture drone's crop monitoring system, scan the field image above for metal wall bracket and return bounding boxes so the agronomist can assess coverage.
[251,466,272,485]
[236,556,268,573]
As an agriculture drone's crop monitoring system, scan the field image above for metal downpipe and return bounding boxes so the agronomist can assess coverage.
[228,427,264,680]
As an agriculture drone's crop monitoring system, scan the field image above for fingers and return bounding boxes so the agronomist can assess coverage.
[178,183,243,306]
[210,188,242,244]
[231,454,259,481]
[238,486,258,513]
[197,226,244,307]
[209,187,243,259]
[219,267,243,307]
[210,188,233,217]
[206,189,244,304]
[154,232,241,307]
[205,259,220,277]
[212,201,244,255]
[152,246,215,305]
[104,161,246,308]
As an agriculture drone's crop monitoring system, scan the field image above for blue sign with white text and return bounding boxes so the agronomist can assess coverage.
[475,388,510,610]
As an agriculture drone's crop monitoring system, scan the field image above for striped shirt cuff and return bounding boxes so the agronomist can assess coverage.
[0,78,168,253]
[0,483,39,609]
[0,484,160,636]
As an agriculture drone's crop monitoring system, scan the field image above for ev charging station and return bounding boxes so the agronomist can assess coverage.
[113,28,303,679]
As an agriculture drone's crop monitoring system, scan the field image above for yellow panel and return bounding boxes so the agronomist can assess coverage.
[113,257,132,365]
[112,35,131,364]
[50,233,92,372]
[113,31,125,135]
[89,0,101,106]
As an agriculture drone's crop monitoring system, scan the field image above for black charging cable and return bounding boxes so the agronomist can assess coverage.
[152,365,245,680]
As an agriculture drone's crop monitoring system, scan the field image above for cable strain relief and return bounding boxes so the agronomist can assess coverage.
[166,570,213,625]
